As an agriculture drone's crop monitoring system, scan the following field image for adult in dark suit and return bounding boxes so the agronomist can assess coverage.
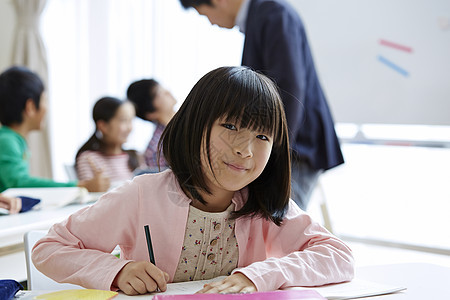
[180,0,344,210]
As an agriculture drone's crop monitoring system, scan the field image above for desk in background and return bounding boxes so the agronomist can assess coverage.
[0,203,89,282]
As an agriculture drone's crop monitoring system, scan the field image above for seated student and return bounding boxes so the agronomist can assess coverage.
[75,97,141,187]
[0,66,109,193]
[0,193,21,214]
[33,66,354,295]
[126,79,176,171]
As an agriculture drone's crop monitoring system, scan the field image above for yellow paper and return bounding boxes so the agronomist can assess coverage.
[34,289,118,300]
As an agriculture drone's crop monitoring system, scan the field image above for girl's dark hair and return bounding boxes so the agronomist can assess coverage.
[75,97,138,171]
[126,79,159,120]
[0,66,44,126]
[161,66,291,225]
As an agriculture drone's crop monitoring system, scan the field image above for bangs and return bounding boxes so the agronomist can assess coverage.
[222,98,278,137]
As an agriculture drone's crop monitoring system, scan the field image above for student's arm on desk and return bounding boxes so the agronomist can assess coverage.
[0,160,76,189]
[231,202,354,291]
[31,180,140,291]
[0,142,76,189]
[0,141,107,192]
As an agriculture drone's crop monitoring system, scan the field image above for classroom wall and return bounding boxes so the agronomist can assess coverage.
[0,0,15,71]
[3,1,450,127]
[289,0,450,126]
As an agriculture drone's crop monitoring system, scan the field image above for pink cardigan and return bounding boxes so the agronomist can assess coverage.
[32,170,354,291]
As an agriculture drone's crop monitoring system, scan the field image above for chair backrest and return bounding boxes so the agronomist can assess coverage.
[24,230,84,290]
[64,164,78,182]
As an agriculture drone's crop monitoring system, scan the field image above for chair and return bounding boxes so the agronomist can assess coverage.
[24,230,83,290]
[309,178,334,233]
[64,164,78,182]
[316,180,333,233]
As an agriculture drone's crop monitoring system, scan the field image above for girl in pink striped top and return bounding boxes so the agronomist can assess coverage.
[75,97,142,187]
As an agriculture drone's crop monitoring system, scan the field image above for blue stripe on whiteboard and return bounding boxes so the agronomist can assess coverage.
[377,55,409,77]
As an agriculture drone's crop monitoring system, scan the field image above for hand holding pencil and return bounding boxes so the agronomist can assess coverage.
[112,225,169,295]
[112,260,169,295]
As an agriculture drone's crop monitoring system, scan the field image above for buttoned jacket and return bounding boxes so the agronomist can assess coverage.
[242,0,344,170]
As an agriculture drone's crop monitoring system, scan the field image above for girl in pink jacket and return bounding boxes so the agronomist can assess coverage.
[32,66,354,295]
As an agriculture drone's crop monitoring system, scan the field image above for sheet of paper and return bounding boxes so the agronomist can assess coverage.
[113,277,228,299]
[159,276,227,295]
[288,278,406,300]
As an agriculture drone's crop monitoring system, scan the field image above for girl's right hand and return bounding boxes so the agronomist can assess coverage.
[112,261,169,295]
[78,167,110,192]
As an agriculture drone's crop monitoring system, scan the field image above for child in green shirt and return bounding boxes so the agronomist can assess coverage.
[0,66,109,192]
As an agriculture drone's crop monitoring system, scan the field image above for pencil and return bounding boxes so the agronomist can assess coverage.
[144,225,156,265]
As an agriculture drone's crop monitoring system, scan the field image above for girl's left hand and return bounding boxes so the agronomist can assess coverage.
[196,273,257,294]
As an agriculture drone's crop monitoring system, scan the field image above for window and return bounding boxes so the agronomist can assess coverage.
[41,0,244,180]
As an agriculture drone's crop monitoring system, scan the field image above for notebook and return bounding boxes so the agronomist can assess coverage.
[32,289,117,299]
[153,290,325,299]
[147,277,405,300]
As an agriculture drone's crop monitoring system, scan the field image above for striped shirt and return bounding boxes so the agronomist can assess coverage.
[76,151,133,186]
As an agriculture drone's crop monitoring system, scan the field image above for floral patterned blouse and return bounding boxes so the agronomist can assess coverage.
[173,203,239,282]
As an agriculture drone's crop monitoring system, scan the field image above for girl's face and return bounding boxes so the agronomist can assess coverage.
[99,102,135,146]
[201,118,273,194]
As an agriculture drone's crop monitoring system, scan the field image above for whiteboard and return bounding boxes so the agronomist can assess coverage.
[288,0,450,125]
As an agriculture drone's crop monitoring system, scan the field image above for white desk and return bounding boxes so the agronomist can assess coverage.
[14,263,450,299]
[355,263,450,299]
[0,204,88,247]
[0,203,89,281]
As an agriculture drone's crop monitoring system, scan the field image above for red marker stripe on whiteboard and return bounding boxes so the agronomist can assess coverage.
[379,39,413,53]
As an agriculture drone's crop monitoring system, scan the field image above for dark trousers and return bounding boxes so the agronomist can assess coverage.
[290,155,321,211]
